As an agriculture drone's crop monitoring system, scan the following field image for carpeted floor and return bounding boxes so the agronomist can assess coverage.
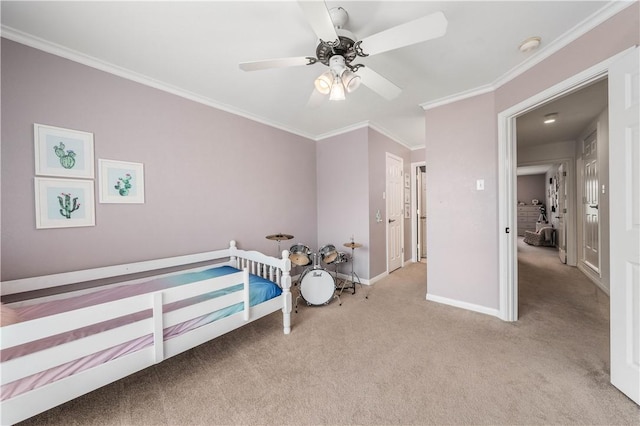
[18,241,640,425]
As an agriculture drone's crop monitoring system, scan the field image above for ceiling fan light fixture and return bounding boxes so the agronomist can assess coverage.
[314,71,333,94]
[329,77,346,101]
[341,70,361,93]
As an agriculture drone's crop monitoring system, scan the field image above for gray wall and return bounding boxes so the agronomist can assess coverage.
[423,3,638,312]
[1,39,318,281]
[316,127,411,281]
[316,128,369,280]
[425,92,499,308]
[517,175,546,206]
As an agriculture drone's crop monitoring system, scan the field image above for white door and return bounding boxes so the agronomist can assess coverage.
[386,153,403,272]
[582,129,600,272]
[557,163,567,264]
[609,47,640,405]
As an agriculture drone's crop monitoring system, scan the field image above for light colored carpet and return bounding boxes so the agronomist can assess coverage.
[18,242,640,425]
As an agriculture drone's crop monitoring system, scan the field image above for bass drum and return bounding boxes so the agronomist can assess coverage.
[300,269,335,305]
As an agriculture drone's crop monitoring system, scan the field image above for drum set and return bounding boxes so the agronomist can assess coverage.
[288,242,363,311]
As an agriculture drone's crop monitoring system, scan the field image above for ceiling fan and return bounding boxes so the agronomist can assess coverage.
[239,1,447,101]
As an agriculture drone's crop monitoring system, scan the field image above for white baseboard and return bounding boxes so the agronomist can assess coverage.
[577,263,609,296]
[426,293,501,319]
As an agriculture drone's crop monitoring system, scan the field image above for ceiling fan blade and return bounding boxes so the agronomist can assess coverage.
[359,11,447,57]
[357,66,402,100]
[298,0,339,44]
[239,56,313,72]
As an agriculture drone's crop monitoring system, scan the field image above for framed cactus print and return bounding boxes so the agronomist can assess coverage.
[98,159,145,204]
[34,124,94,179]
[35,177,95,229]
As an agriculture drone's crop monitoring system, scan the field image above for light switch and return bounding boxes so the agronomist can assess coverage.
[476,179,485,190]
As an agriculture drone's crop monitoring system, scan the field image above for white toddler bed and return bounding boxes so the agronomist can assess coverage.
[0,240,292,425]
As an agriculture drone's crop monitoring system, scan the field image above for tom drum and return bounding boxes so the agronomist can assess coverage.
[300,269,335,305]
[289,244,312,266]
[319,244,338,264]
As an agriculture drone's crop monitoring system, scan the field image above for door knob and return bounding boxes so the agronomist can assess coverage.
[389,219,396,223]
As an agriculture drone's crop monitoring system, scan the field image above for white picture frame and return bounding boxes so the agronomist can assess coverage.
[404,204,411,219]
[404,173,410,188]
[35,177,95,229]
[34,123,94,179]
[99,159,145,204]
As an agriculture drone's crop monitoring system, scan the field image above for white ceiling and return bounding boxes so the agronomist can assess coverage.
[1,1,625,149]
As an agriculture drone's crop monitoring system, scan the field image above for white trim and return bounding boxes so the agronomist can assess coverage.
[411,161,426,262]
[421,84,494,111]
[426,293,501,319]
[421,1,635,111]
[368,122,413,150]
[1,26,316,142]
[498,46,636,322]
[577,263,609,296]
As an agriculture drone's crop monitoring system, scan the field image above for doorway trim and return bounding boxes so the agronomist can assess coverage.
[411,161,426,262]
[498,49,632,321]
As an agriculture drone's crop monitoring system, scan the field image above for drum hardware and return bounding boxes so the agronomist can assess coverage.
[338,240,366,298]
[266,233,294,256]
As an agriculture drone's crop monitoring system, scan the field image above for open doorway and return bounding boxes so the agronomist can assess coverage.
[411,161,426,263]
[514,78,608,294]
[498,47,639,404]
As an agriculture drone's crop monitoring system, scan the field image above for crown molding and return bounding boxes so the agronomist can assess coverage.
[1,25,316,142]
[492,0,635,90]
[315,121,369,141]
[420,0,635,111]
[368,122,414,150]
[420,84,494,111]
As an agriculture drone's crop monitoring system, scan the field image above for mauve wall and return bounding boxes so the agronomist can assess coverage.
[424,3,638,312]
[425,92,499,309]
[517,175,546,206]
[368,128,411,279]
[316,128,369,280]
[411,148,426,164]
[1,39,317,281]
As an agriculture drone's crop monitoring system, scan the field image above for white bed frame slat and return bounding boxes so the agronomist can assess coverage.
[161,272,244,304]
[1,349,155,426]
[1,248,231,295]
[163,292,243,328]
[2,292,155,349]
[1,241,293,425]
[2,320,152,384]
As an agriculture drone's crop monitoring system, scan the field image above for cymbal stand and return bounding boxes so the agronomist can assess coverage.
[338,244,366,298]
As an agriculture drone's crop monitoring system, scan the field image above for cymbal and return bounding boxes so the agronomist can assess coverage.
[266,233,294,241]
[344,242,362,249]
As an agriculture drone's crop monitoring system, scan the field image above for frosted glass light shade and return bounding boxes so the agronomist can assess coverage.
[314,71,333,95]
[341,70,361,93]
[329,78,346,101]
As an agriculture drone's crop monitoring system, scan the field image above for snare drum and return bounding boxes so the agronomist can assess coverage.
[319,244,338,264]
[289,244,312,266]
[299,268,336,305]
